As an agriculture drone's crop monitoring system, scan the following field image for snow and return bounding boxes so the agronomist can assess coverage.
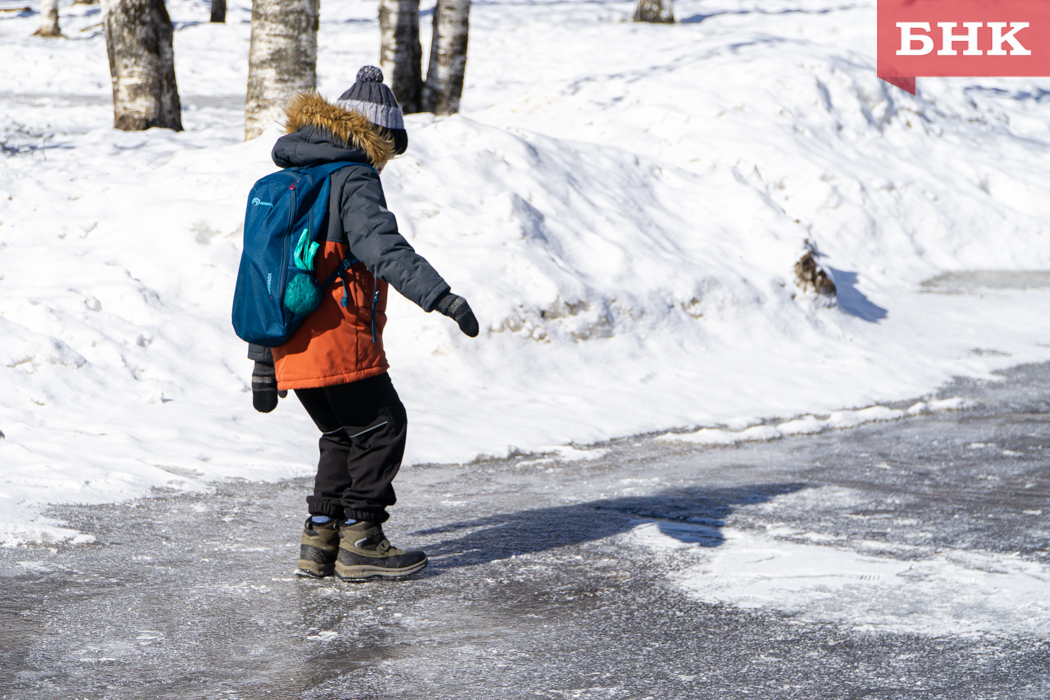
[3,0,1050,544]
[656,397,973,445]
[629,517,1050,638]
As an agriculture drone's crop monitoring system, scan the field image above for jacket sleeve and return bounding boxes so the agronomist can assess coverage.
[247,343,273,363]
[338,166,451,312]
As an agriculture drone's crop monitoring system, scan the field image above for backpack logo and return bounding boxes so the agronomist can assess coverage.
[252,197,274,208]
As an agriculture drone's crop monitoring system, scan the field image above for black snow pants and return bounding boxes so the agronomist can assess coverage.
[294,373,407,524]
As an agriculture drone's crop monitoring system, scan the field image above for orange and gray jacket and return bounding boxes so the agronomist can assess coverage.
[248,93,450,390]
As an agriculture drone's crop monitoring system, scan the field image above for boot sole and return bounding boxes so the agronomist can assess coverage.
[334,559,428,581]
[294,565,334,579]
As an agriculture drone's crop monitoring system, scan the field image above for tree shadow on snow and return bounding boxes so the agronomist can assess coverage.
[0,6,35,18]
[680,4,863,24]
[828,267,887,322]
[963,86,1050,103]
[411,482,807,571]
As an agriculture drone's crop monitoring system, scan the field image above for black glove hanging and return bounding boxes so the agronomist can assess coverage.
[433,292,479,338]
[252,361,282,413]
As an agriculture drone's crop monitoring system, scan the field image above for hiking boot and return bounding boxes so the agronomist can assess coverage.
[295,517,340,579]
[334,521,428,581]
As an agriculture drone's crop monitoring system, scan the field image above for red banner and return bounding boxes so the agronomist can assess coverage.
[877,0,1050,93]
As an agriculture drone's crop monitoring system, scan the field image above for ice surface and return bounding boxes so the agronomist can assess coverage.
[3,0,1050,543]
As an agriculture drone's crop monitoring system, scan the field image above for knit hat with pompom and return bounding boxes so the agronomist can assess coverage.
[336,66,408,155]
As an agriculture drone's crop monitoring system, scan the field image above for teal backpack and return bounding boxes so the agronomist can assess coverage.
[231,162,377,347]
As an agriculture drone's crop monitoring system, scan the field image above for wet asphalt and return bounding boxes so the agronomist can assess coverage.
[2,363,1050,700]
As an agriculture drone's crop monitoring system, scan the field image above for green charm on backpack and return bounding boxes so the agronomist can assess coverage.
[284,229,323,317]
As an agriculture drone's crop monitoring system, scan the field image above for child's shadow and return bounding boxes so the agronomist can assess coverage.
[412,482,807,571]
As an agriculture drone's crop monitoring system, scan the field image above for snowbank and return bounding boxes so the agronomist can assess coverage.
[2,0,1050,543]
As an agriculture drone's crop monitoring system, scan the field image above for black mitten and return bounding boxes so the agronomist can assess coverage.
[433,292,479,338]
[252,361,280,413]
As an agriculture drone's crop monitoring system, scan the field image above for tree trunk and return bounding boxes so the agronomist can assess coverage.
[421,0,468,115]
[378,0,422,113]
[100,0,183,131]
[33,0,62,37]
[634,0,672,23]
[245,0,318,140]
[209,0,225,22]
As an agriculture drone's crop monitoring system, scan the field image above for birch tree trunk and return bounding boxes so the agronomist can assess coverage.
[378,0,422,113]
[100,0,183,131]
[421,0,468,115]
[33,0,62,37]
[634,0,672,23]
[245,0,318,139]
[209,0,225,22]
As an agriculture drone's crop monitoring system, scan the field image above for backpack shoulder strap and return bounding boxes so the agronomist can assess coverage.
[309,161,381,326]
[308,159,378,277]
[319,256,357,293]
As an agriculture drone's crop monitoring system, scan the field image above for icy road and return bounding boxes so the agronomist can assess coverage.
[2,364,1050,700]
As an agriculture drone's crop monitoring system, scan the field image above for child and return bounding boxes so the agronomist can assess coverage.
[247,66,478,581]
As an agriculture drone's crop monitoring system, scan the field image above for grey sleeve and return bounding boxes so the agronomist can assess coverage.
[247,344,273,363]
[339,167,451,312]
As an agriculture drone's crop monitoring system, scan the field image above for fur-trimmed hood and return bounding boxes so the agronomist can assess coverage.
[271,92,393,170]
